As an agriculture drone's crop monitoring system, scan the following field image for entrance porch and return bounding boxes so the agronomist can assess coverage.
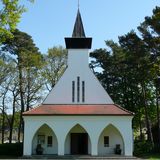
[23,116,133,156]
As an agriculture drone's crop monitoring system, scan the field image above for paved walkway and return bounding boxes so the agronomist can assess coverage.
[20,155,140,160]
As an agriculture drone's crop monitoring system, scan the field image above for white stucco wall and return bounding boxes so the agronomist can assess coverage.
[43,49,113,104]
[23,115,133,156]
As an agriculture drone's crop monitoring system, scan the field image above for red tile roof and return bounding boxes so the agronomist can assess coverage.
[23,104,134,116]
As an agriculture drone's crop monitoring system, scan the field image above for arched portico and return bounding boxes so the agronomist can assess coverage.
[64,124,91,155]
[98,124,124,155]
[32,124,58,155]
[23,116,133,156]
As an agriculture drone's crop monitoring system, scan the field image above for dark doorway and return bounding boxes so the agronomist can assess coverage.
[71,133,88,155]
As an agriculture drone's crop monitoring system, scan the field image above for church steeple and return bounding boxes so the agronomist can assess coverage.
[65,9,92,49]
[72,9,86,38]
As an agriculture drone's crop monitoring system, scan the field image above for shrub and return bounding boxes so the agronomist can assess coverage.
[134,140,153,156]
[0,143,23,156]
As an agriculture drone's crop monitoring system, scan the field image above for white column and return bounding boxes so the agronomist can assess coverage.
[56,130,66,156]
[124,130,133,156]
[119,123,133,156]
[23,122,32,155]
[91,139,98,155]
[23,138,32,155]
[58,141,64,156]
[86,122,103,156]
[89,134,99,156]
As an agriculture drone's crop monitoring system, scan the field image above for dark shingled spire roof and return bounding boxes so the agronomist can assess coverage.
[65,9,92,49]
[72,9,86,38]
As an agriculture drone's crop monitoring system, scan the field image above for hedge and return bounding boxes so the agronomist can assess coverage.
[134,140,153,156]
[0,143,23,156]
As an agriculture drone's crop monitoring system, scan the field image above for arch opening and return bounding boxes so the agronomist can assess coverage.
[32,124,58,155]
[98,124,124,156]
[64,124,91,155]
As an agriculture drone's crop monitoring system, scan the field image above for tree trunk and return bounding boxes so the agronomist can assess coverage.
[18,61,25,142]
[2,107,5,144]
[139,114,143,141]
[156,89,160,148]
[26,68,30,111]
[1,89,8,144]
[141,83,154,146]
[9,90,17,143]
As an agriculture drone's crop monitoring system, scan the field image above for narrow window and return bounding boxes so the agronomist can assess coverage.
[72,81,75,102]
[82,81,85,102]
[47,136,53,147]
[77,77,80,102]
[104,136,109,147]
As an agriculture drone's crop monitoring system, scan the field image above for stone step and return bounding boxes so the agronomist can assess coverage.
[22,155,139,160]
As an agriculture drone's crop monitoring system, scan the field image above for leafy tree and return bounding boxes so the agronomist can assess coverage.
[90,26,158,148]
[138,6,160,148]
[42,46,67,91]
[0,56,15,143]
[119,31,155,146]
[1,29,43,142]
[0,0,33,43]
[0,59,12,85]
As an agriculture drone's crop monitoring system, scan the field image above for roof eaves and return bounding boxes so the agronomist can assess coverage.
[114,104,135,115]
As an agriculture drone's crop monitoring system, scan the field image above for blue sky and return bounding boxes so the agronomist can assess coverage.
[18,0,160,53]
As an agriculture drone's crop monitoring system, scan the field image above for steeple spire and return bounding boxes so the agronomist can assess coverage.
[72,9,86,38]
[65,7,92,49]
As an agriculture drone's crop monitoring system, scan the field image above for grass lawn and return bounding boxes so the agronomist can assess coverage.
[139,153,160,159]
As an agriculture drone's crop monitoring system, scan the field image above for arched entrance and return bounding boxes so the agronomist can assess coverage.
[65,124,91,155]
[32,124,58,155]
[98,124,124,155]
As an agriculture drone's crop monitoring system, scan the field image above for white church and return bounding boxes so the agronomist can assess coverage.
[23,9,134,157]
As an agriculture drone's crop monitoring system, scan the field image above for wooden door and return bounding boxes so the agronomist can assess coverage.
[71,133,88,155]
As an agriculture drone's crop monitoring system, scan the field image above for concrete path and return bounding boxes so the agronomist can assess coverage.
[20,155,141,160]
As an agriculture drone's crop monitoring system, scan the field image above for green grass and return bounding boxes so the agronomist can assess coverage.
[139,153,160,159]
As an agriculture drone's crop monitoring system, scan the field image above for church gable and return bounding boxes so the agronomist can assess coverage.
[43,61,114,104]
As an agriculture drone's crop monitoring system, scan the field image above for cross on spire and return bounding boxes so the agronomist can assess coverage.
[78,0,80,9]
